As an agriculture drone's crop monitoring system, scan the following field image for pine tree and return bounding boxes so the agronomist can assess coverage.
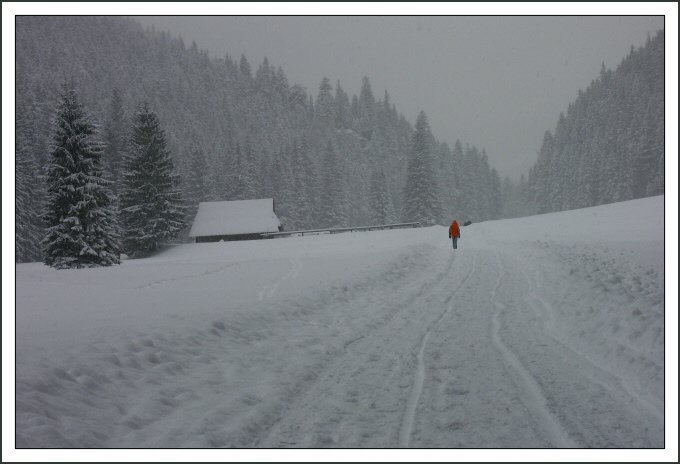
[255,56,272,94]
[102,87,127,191]
[450,140,466,220]
[289,85,309,124]
[101,88,128,247]
[356,76,375,139]
[320,140,348,228]
[369,167,394,225]
[285,140,305,229]
[41,85,121,268]
[185,146,208,218]
[270,144,295,230]
[15,107,43,262]
[460,145,483,221]
[402,111,440,226]
[120,102,186,257]
[290,135,319,229]
[273,66,290,105]
[490,167,503,218]
[239,136,258,200]
[315,77,335,125]
[220,143,240,200]
[334,81,351,130]
[239,54,252,80]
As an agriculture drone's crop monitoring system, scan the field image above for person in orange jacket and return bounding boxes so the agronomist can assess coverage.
[449,219,460,249]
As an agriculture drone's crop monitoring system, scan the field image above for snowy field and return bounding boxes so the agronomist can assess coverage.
[6,194,676,461]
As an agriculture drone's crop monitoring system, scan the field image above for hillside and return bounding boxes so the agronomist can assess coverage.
[15,16,504,263]
[528,30,665,213]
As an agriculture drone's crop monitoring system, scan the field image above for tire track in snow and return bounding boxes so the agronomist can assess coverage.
[518,257,665,426]
[399,251,477,447]
[290,257,302,279]
[518,266,557,330]
[490,251,576,448]
[258,258,303,300]
[254,245,460,448]
[138,263,237,289]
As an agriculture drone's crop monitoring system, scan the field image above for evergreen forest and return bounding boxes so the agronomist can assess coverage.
[15,17,665,264]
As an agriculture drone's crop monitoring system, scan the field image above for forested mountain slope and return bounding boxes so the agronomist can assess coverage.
[16,16,503,262]
[528,30,664,213]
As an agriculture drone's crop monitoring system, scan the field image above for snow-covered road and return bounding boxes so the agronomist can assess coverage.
[252,245,662,449]
[10,196,670,455]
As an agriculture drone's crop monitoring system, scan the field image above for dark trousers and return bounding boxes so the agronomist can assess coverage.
[452,236,458,249]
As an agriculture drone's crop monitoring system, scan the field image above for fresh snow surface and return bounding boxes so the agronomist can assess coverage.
[8,195,676,461]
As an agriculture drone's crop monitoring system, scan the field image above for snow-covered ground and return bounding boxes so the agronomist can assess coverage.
[6,195,676,461]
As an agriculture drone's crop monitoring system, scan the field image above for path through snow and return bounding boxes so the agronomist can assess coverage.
[13,196,668,453]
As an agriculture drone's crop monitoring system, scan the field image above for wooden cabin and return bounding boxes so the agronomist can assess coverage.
[189,199,282,243]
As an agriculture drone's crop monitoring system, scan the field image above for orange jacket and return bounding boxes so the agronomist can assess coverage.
[449,220,460,238]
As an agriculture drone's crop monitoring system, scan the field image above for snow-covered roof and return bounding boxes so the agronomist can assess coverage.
[189,199,281,237]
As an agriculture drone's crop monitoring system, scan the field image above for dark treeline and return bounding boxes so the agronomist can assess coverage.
[16,16,504,263]
[528,30,665,214]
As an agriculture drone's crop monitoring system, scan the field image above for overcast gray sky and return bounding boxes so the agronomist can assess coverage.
[132,14,664,181]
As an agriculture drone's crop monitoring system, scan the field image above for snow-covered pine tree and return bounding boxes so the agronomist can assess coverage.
[258,147,272,200]
[320,140,348,228]
[282,140,304,230]
[334,81,352,130]
[16,106,43,262]
[289,85,309,126]
[478,149,495,220]
[433,141,455,224]
[490,167,503,219]
[449,140,467,220]
[369,167,394,225]
[102,87,127,192]
[255,56,273,95]
[219,143,239,201]
[120,102,186,257]
[356,76,375,140]
[240,136,258,200]
[185,146,208,217]
[270,144,295,230]
[239,54,253,81]
[101,87,128,248]
[226,142,255,201]
[292,135,319,230]
[315,77,335,126]
[41,85,121,268]
[402,111,441,226]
